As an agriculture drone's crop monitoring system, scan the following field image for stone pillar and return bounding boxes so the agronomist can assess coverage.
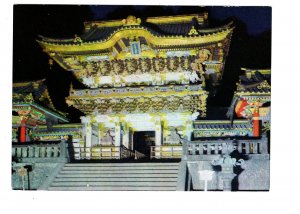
[219,173,236,191]
[185,119,193,141]
[154,116,162,146]
[81,116,92,159]
[98,123,102,145]
[115,122,121,147]
[122,123,130,149]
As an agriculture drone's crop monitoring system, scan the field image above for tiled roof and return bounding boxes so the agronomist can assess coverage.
[194,120,251,130]
[38,16,233,45]
[237,70,271,94]
[13,79,47,100]
[13,79,68,120]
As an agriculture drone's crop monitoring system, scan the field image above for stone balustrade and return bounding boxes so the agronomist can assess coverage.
[180,137,268,160]
[12,141,67,162]
[150,145,182,159]
[74,146,136,160]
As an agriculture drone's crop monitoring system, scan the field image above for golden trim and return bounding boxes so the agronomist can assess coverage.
[13,79,46,87]
[236,92,271,96]
[38,26,233,53]
[194,120,249,124]
[117,39,126,50]
[146,14,207,24]
[241,67,271,75]
[68,89,206,100]
[83,13,208,29]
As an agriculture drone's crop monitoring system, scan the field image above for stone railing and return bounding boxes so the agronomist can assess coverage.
[181,139,268,158]
[12,141,67,163]
[150,145,182,159]
[74,146,136,160]
[176,136,269,191]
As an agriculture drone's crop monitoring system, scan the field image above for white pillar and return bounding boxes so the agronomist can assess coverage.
[185,119,193,141]
[81,116,92,159]
[98,123,102,145]
[154,117,162,158]
[115,122,121,147]
[122,123,130,149]
[155,116,162,146]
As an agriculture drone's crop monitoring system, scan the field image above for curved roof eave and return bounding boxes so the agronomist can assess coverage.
[37,21,234,53]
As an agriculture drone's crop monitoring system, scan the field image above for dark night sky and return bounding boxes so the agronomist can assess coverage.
[13,5,271,122]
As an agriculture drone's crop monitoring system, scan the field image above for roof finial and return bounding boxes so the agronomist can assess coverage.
[122,15,141,26]
[188,26,199,36]
[74,34,82,43]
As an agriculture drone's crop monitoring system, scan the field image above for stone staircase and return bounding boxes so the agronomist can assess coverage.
[47,162,179,191]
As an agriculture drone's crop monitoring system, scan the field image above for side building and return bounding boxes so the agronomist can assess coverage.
[12,79,81,190]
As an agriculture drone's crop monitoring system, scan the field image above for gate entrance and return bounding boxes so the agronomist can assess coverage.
[133,131,155,158]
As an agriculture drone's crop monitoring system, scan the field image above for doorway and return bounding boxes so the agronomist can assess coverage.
[133,131,155,157]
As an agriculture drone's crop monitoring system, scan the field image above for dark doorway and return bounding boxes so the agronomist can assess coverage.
[133,131,155,157]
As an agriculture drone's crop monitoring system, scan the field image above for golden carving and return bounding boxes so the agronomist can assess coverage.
[257,80,271,90]
[122,15,141,26]
[188,26,199,36]
[73,34,82,43]
[38,26,233,53]
[67,92,207,117]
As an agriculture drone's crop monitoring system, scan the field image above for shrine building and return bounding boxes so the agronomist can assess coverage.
[12,12,270,191]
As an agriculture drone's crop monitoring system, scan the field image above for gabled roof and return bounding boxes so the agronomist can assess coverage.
[37,14,234,49]
[236,68,271,94]
[13,79,68,122]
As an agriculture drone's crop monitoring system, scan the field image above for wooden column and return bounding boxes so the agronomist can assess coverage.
[253,107,260,137]
[19,118,27,143]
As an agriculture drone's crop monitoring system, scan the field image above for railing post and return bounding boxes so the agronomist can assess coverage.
[59,140,67,159]
[28,146,34,157]
[207,143,211,155]
[237,142,242,153]
[12,147,16,157]
[34,146,39,158]
[253,142,258,154]
[22,147,28,158]
[245,142,250,154]
[40,147,45,158]
[46,146,52,158]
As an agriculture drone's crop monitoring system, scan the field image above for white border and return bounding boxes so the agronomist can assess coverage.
[2,0,300,213]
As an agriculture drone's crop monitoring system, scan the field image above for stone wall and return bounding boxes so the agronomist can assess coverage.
[12,162,61,190]
[186,154,270,191]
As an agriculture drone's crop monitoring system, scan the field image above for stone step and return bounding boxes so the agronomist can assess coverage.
[50,181,177,187]
[64,163,179,167]
[62,166,179,171]
[48,162,180,191]
[48,186,177,191]
[56,173,177,178]
[53,177,178,182]
[59,169,178,174]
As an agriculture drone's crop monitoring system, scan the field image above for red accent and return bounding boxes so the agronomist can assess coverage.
[20,119,26,143]
[252,108,260,137]
[235,99,248,117]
